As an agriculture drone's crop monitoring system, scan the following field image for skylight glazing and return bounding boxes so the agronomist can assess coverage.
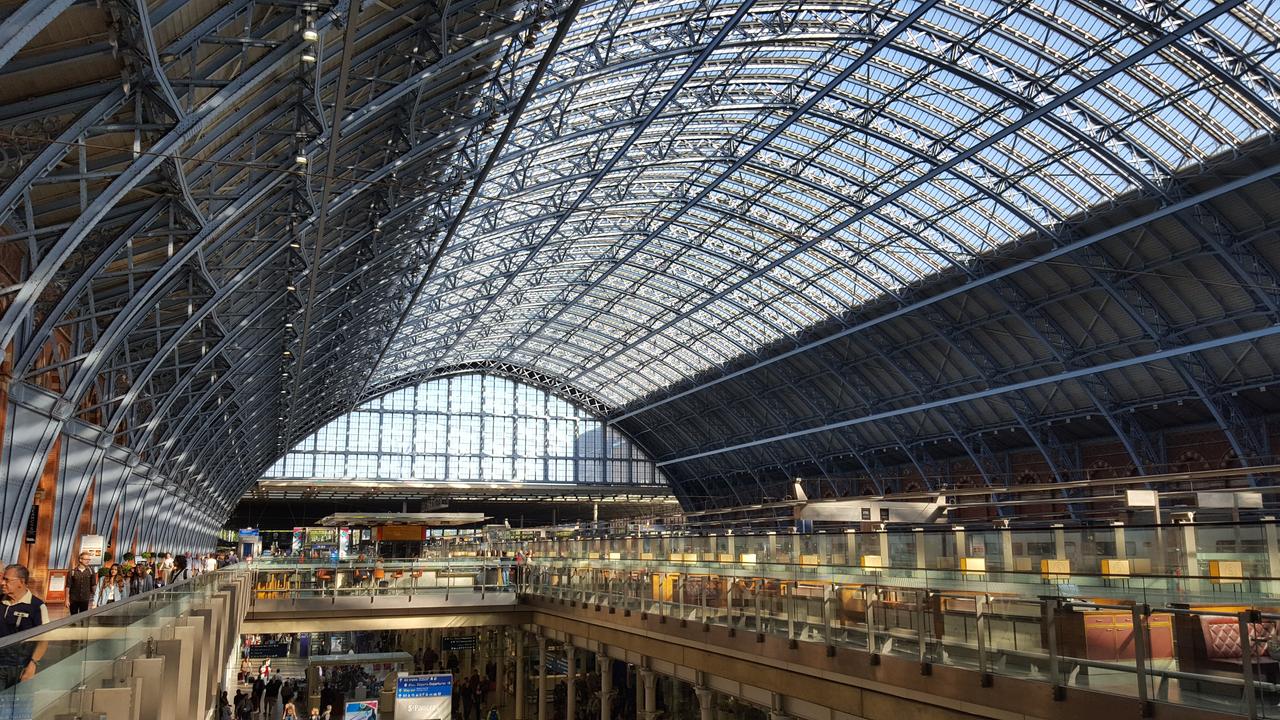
[376,0,1280,407]
[266,374,663,485]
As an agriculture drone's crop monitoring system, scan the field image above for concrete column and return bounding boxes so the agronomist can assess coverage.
[1264,520,1280,597]
[1052,524,1067,560]
[537,635,548,720]
[599,652,613,720]
[694,685,714,720]
[1179,522,1199,579]
[878,530,890,564]
[639,667,657,720]
[496,628,506,716]
[514,631,527,720]
[1113,524,1127,559]
[912,528,926,570]
[770,692,790,720]
[565,641,577,720]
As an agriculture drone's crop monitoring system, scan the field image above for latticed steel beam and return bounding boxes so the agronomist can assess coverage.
[656,322,1280,468]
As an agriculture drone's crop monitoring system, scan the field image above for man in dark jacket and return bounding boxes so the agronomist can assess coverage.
[264,674,283,720]
[0,564,49,689]
[66,552,96,615]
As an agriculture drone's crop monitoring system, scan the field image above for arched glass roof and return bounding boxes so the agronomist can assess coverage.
[375,0,1280,406]
[4,0,1280,526]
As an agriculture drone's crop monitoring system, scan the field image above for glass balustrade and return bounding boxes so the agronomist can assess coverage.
[0,565,249,720]
[6,521,1279,719]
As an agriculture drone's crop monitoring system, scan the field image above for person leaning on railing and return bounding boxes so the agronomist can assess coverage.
[0,564,49,689]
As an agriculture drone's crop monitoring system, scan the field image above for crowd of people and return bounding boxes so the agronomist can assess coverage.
[64,549,241,613]
[221,660,381,720]
[226,673,316,720]
[0,548,240,692]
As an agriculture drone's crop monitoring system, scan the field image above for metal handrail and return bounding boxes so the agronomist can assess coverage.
[0,564,246,652]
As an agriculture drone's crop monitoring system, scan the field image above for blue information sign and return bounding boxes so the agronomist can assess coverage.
[397,673,452,698]
[396,673,453,719]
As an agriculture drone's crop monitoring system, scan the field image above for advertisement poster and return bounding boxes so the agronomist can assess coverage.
[395,673,452,720]
[80,535,105,565]
[344,700,378,720]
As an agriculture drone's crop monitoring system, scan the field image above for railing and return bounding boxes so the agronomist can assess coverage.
[248,557,516,606]
[0,564,250,720]
[40,544,1270,719]
[516,552,1280,719]
[250,550,1280,717]
[498,518,1280,586]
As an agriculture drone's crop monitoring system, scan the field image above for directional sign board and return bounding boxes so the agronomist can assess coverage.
[442,635,478,652]
[395,673,453,720]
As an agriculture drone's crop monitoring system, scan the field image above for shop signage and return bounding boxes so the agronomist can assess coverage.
[344,700,378,720]
[381,525,426,541]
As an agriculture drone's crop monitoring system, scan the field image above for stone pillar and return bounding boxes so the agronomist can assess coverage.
[633,666,644,720]
[599,651,613,720]
[514,631,527,720]
[537,635,548,720]
[1179,522,1199,578]
[639,668,657,720]
[565,641,576,720]
[770,692,790,720]
[496,628,506,716]
[1265,520,1280,597]
[694,685,714,720]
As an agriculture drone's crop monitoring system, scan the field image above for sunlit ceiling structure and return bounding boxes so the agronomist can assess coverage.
[2,0,1280,556]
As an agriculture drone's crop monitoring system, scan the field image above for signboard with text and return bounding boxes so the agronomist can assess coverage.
[245,642,289,659]
[80,535,105,566]
[395,674,452,720]
[442,635,478,652]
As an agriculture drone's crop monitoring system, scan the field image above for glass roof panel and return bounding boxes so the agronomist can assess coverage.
[375,0,1280,406]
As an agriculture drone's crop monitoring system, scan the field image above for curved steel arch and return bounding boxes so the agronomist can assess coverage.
[2,0,1280,542]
